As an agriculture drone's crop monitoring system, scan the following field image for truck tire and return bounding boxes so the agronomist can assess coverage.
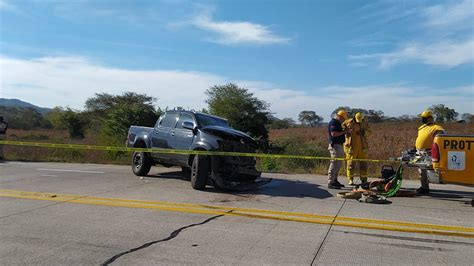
[132,151,152,176]
[191,155,209,190]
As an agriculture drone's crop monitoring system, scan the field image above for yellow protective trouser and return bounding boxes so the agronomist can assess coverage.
[345,147,368,182]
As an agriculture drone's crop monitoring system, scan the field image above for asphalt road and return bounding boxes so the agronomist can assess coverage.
[1,161,473,265]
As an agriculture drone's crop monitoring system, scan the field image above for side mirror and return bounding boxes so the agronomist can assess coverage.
[182,121,195,131]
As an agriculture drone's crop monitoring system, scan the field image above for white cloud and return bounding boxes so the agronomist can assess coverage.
[191,12,290,45]
[0,0,9,9]
[349,1,474,69]
[350,39,474,68]
[1,55,472,122]
[0,55,224,111]
[252,84,474,121]
[424,0,474,27]
[0,0,16,11]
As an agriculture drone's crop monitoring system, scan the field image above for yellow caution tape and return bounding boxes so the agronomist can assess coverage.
[0,140,395,163]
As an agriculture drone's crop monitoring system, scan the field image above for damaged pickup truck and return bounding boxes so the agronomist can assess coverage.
[126,110,269,190]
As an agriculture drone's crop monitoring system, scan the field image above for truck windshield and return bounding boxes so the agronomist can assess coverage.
[195,114,230,128]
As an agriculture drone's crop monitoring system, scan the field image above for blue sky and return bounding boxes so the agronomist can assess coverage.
[1,0,473,121]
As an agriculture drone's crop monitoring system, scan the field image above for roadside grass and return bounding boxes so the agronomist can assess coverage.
[3,122,473,179]
[3,129,130,165]
[262,122,474,178]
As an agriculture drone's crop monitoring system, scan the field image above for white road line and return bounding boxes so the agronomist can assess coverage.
[37,168,105,174]
[41,174,58,177]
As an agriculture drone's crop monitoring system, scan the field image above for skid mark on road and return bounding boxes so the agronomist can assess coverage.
[1,189,473,239]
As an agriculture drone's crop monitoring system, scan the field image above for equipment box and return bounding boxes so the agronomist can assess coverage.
[431,134,474,186]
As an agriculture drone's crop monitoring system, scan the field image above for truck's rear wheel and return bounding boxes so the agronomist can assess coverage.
[132,151,152,176]
[191,155,209,190]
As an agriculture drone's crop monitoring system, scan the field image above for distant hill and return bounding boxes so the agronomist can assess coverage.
[0,98,52,114]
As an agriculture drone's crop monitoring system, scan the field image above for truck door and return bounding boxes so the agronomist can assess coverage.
[151,112,179,163]
[172,113,196,165]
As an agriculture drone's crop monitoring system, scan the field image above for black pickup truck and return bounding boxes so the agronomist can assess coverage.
[126,110,268,190]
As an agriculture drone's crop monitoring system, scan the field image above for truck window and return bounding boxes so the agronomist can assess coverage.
[160,113,179,128]
[195,114,230,128]
[176,114,194,129]
[154,115,164,128]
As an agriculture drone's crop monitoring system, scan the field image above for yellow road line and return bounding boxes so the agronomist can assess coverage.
[1,189,473,238]
[2,189,470,233]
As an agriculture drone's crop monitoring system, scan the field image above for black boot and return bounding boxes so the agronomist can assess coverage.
[416,187,430,195]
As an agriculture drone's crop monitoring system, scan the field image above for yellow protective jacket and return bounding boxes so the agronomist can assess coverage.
[415,123,444,150]
[342,118,370,154]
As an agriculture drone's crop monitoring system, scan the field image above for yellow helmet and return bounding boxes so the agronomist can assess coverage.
[337,110,347,120]
[355,112,363,123]
[420,110,433,118]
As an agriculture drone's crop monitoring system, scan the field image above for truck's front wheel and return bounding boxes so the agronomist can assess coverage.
[191,155,209,190]
[132,151,152,176]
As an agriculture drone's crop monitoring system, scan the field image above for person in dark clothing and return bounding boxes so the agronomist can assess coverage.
[327,110,347,189]
[0,116,8,161]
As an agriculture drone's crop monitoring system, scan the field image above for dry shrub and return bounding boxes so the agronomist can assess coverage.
[3,129,129,164]
[269,122,474,177]
[3,122,473,177]
[271,122,473,160]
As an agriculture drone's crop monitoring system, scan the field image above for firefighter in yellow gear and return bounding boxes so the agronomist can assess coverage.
[415,110,445,194]
[416,110,444,150]
[342,112,371,185]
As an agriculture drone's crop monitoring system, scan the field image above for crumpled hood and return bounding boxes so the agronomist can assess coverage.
[201,126,257,146]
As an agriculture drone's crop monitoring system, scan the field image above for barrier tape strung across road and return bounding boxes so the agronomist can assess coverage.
[0,140,395,163]
[1,189,473,238]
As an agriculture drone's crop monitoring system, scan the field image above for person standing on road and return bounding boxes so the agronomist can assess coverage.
[327,110,347,189]
[415,110,445,194]
[0,116,8,161]
[342,112,371,185]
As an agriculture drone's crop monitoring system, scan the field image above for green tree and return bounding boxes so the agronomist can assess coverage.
[85,92,160,144]
[330,107,384,123]
[206,83,270,138]
[298,111,323,127]
[461,113,473,123]
[46,107,66,129]
[397,114,416,122]
[366,109,385,123]
[0,106,50,129]
[102,104,159,144]
[267,116,295,129]
[60,108,89,138]
[430,104,458,122]
[85,92,159,117]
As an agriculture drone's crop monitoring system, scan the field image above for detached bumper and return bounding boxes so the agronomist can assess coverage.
[236,165,261,176]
